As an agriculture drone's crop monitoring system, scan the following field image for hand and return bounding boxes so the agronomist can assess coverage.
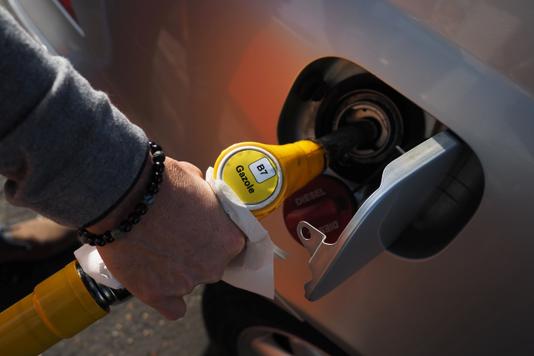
[92,157,245,320]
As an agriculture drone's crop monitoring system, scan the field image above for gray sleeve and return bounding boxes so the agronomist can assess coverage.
[0,8,148,227]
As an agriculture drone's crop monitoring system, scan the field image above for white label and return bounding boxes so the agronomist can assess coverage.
[249,157,276,183]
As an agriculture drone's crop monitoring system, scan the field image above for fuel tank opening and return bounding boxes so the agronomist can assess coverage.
[278,57,484,260]
[313,72,427,183]
[329,90,403,164]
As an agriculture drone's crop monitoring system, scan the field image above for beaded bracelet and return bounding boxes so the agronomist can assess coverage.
[78,141,166,246]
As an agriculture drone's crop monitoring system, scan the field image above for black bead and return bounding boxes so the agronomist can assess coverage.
[88,239,96,246]
[120,221,133,232]
[152,172,164,184]
[149,142,161,153]
[152,162,164,173]
[104,231,115,243]
[80,229,94,238]
[147,182,159,194]
[96,237,106,246]
[111,229,122,239]
[78,229,94,244]
[152,151,166,163]
[135,203,148,215]
[128,213,141,225]
[143,194,155,205]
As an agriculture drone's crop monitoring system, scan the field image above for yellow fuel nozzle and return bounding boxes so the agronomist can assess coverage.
[213,120,379,218]
[214,139,326,218]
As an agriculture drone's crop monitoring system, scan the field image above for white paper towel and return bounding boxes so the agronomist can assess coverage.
[74,243,123,289]
[74,168,285,300]
[206,167,286,299]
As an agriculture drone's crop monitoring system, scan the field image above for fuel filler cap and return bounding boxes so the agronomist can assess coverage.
[283,175,356,245]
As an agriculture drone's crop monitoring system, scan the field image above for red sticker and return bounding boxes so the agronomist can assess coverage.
[283,175,357,244]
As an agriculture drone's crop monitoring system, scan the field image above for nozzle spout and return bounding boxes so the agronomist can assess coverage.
[315,119,380,167]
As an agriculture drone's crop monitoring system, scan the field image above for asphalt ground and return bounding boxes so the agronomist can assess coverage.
[45,288,210,356]
[0,190,211,356]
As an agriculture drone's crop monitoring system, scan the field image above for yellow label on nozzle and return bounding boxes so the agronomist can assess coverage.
[217,147,282,209]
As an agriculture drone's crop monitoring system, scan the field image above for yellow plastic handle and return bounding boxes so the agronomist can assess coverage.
[0,260,107,356]
[213,140,325,218]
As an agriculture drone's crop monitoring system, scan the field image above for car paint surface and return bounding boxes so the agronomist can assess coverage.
[3,0,534,355]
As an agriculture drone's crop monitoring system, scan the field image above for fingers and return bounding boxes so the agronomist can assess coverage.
[149,296,187,320]
[130,265,195,321]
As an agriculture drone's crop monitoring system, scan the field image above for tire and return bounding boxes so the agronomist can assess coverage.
[202,282,350,356]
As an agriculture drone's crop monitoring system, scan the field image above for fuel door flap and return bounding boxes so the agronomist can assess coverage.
[297,131,464,301]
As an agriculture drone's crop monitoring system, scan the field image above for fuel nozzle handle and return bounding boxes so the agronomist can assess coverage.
[212,119,379,218]
[213,139,325,218]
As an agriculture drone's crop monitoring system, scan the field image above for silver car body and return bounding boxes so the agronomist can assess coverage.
[3,0,534,354]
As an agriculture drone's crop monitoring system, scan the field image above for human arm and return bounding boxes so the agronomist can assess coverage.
[0,8,245,319]
[0,7,147,227]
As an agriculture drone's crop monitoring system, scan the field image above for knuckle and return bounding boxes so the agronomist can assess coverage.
[135,286,160,304]
[167,270,195,297]
[209,270,223,283]
[202,267,224,284]
[179,276,195,295]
